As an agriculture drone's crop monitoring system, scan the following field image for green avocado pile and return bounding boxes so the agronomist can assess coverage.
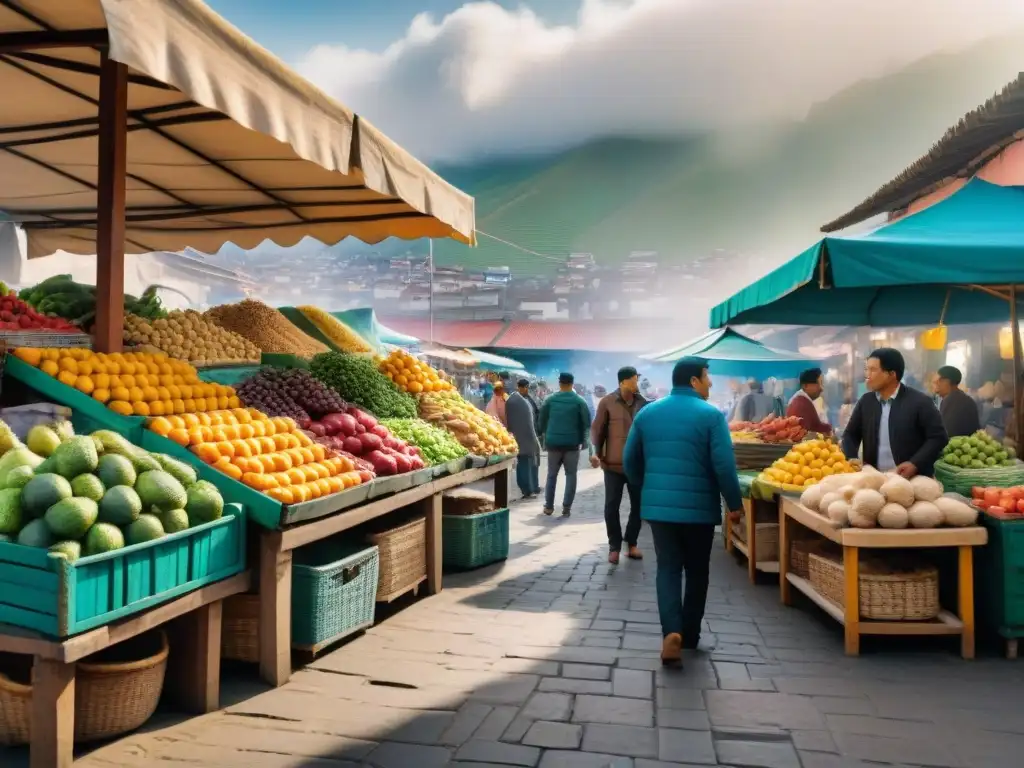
[0,420,225,563]
[941,430,1017,469]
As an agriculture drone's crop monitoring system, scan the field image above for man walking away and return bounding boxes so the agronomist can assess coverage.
[519,379,541,429]
[787,368,833,434]
[592,366,648,564]
[935,365,981,438]
[506,381,542,498]
[624,357,743,667]
[538,372,592,517]
[842,348,947,478]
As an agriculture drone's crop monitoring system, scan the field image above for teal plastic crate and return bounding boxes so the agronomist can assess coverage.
[3,355,146,443]
[0,503,246,637]
[443,507,509,570]
[292,541,378,651]
[976,513,1024,645]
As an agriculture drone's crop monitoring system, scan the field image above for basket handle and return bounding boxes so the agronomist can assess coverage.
[332,564,361,584]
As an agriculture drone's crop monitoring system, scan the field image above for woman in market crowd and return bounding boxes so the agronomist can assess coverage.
[591,367,648,565]
[506,379,542,498]
[786,368,833,435]
[623,356,743,667]
[841,348,948,478]
[485,380,509,427]
[934,365,981,438]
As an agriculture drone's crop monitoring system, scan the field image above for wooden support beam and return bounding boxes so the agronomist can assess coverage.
[0,28,107,53]
[94,52,127,353]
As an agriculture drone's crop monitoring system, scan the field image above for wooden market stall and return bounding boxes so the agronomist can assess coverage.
[0,2,484,765]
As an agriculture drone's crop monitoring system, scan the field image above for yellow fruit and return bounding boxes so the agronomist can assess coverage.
[132,401,151,417]
[57,370,77,387]
[40,360,59,377]
[58,357,78,375]
[13,348,42,367]
[92,388,111,404]
[109,400,133,416]
[75,377,95,395]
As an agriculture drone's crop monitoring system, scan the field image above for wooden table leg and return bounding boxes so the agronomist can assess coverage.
[958,545,976,660]
[31,657,75,768]
[425,493,443,595]
[779,501,791,606]
[259,533,293,687]
[745,499,757,583]
[842,545,860,656]
[494,466,509,509]
[167,601,224,713]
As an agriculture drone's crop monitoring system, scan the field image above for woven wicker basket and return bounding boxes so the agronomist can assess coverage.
[368,516,427,602]
[731,521,780,561]
[808,552,940,621]
[222,593,260,663]
[0,630,168,746]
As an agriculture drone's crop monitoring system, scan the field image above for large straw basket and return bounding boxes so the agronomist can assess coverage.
[730,521,780,561]
[222,593,260,663]
[0,630,168,746]
[367,516,427,602]
[808,552,940,621]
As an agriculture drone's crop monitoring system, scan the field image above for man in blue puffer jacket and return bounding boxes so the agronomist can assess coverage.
[624,356,743,668]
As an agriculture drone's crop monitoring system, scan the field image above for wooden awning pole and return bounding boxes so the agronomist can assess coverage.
[94,51,128,353]
[1011,286,1024,451]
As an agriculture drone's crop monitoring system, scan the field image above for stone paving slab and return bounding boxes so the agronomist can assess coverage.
[7,467,1024,767]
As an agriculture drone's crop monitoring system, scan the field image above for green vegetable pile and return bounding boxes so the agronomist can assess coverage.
[941,430,1017,468]
[20,274,167,328]
[310,352,417,419]
[380,418,469,465]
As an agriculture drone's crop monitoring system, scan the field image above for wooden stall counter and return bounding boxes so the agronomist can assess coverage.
[725,497,780,582]
[779,497,987,658]
[259,460,512,687]
[0,571,250,768]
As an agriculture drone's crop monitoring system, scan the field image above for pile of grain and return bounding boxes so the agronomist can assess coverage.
[205,299,328,357]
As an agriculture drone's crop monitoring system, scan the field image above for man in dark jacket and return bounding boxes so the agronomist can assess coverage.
[507,381,542,498]
[935,365,981,438]
[538,372,592,517]
[842,348,948,478]
[591,366,648,564]
[624,357,743,667]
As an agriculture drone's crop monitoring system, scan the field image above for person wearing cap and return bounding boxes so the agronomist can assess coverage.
[507,379,542,498]
[591,366,649,564]
[935,365,981,438]
[786,368,833,435]
[623,356,743,666]
[538,372,593,517]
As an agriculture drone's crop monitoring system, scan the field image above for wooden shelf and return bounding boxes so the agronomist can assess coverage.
[731,537,779,573]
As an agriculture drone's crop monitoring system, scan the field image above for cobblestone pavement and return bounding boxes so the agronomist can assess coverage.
[20,468,1024,767]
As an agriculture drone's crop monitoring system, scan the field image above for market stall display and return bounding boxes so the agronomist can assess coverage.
[124,310,261,366]
[236,367,349,423]
[297,307,374,353]
[380,418,470,466]
[934,431,1024,497]
[779,495,986,657]
[756,438,856,492]
[418,390,518,457]
[379,347,456,393]
[730,415,808,444]
[19,275,167,328]
[205,300,328,357]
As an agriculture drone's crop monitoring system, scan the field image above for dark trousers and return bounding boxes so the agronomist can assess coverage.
[515,455,540,496]
[647,521,715,643]
[603,470,641,550]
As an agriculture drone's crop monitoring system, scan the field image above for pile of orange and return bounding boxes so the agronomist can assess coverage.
[14,347,238,417]
[148,408,365,504]
[379,348,454,395]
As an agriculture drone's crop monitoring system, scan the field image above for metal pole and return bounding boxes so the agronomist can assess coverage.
[1011,286,1024,450]
[428,239,434,344]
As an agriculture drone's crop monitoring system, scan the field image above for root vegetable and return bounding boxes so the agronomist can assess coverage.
[909,476,943,502]
[878,503,910,529]
[934,496,979,527]
[908,500,943,528]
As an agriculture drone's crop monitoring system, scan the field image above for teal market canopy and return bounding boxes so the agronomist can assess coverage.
[641,327,820,379]
[467,349,526,372]
[710,179,1024,329]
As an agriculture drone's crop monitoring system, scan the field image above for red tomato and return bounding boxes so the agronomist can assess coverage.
[976,500,991,510]
[1000,496,1015,511]
[990,506,1007,516]
[1016,498,1024,514]
[984,488,1002,506]
[972,486,986,499]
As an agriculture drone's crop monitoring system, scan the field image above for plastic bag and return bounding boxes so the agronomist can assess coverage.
[0,403,72,440]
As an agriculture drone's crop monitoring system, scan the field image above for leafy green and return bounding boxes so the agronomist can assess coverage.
[310,353,417,419]
[380,418,468,465]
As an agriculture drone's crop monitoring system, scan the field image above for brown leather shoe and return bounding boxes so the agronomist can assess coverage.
[627,545,643,560]
[661,633,683,667]
[608,550,620,565]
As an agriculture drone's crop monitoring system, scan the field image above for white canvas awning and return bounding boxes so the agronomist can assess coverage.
[0,0,476,258]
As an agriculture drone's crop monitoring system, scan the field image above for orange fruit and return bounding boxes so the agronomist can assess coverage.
[286,468,306,485]
[231,439,252,458]
[57,370,77,387]
[40,360,59,377]
[149,416,173,436]
[109,400,133,416]
[92,388,111,404]
[13,348,42,366]
[169,428,190,447]
[315,478,332,497]
[132,401,150,417]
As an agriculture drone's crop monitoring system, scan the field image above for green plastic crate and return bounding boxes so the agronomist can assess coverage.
[443,507,509,570]
[3,355,146,443]
[976,513,1024,644]
[292,541,378,651]
[0,503,246,637]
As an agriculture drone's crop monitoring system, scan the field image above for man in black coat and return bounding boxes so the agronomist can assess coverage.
[842,348,948,478]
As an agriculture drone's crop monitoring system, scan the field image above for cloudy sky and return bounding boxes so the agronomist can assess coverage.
[208,0,1024,162]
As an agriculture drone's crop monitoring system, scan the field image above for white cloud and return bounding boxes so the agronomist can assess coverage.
[297,0,1024,162]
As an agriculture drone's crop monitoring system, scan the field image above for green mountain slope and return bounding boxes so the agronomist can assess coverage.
[432,32,1024,277]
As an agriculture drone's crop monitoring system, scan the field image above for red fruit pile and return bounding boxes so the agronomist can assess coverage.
[971,485,1024,517]
[730,415,807,444]
[0,295,80,332]
[303,404,425,477]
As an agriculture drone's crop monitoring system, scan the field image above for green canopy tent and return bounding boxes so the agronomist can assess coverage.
[710,177,1024,438]
[467,349,526,373]
[642,327,821,379]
